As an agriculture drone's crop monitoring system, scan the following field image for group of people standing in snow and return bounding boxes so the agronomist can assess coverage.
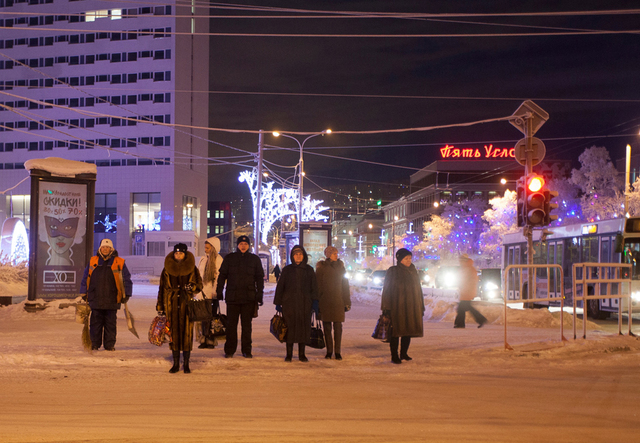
[81,232,482,374]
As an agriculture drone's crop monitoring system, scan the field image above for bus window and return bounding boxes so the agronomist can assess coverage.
[601,237,611,263]
[583,236,598,278]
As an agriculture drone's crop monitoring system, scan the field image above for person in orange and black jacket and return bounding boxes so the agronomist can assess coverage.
[80,239,132,352]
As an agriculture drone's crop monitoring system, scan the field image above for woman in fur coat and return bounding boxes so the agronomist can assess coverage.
[315,246,351,360]
[157,243,203,373]
[381,248,424,364]
[196,237,223,348]
[273,245,319,362]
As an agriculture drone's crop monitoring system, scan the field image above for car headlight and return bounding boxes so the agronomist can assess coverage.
[345,272,352,279]
[444,272,456,288]
[632,291,640,302]
[373,277,382,285]
[423,275,430,283]
[355,273,364,282]
[485,282,498,291]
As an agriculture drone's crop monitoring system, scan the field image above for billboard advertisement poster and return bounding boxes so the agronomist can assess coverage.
[36,181,88,299]
[302,228,329,269]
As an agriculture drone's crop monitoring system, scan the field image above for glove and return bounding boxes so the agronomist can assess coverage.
[81,294,87,302]
[275,304,282,312]
[157,310,166,317]
[383,310,391,317]
[257,293,264,306]
[122,296,130,304]
[345,305,351,312]
[312,299,319,315]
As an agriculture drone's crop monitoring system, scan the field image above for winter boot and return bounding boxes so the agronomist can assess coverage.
[183,351,191,373]
[285,343,293,362]
[169,351,180,373]
[298,343,308,362]
[390,338,401,364]
[400,337,412,361]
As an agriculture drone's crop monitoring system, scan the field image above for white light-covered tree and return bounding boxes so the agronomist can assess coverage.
[440,198,488,258]
[479,189,520,267]
[239,169,329,245]
[569,146,624,221]
[415,214,453,261]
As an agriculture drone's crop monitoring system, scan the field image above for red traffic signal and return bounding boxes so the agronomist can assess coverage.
[525,174,545,226]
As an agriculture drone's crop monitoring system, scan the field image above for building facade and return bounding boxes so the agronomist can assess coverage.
[382,156,522,244]
[0,0,209,257]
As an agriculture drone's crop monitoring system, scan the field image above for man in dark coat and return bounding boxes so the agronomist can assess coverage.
[274,245,319,362]
[216,235,264,358]
[80,239,132,351]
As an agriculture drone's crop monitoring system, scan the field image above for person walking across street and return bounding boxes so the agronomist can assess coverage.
[454,254,487,329]
[196,237,223,349]
[157,243,203,373]
[273,263,281,282]
[216,235,264,358]
[315,246,351,360]
[274,245,319,362]
[381,248,425,364]
[80,239,132,352]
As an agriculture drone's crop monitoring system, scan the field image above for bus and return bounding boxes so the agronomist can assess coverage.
[502,217,640,319]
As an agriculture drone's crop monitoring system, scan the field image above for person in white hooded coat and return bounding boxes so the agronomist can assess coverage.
[196,237,224,348]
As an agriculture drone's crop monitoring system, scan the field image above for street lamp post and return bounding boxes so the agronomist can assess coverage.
[272,130,331,242]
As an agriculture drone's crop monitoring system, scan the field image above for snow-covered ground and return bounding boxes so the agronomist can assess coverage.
[1,280,639,442]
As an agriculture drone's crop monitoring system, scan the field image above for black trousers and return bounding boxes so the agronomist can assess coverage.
[90,309,117,349]
[200,299,220,338]
[224,302,254,355]
[323,321,343,354]
[455,300,487,327]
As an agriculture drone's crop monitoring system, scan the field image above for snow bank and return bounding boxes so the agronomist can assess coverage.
[24,156,97,177]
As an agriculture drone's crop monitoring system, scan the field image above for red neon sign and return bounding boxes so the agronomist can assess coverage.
[440,144,515,160]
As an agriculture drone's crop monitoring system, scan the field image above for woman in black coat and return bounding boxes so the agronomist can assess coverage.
[381,248,425,364]
[157,243,203,373]
[273,245,319,362]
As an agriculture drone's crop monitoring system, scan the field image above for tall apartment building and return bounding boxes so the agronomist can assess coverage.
[0,0,209,256]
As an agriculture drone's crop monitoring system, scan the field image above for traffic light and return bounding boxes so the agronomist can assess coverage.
[525,174,545,226]
[515,176,526,227]
[544,189,559,226]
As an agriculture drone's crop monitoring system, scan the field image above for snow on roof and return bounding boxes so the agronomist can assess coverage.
[24,157,97,177]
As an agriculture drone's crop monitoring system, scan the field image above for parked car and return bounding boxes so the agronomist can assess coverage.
[478,268,502,300]
[417,270,431,287]
[368,270,387,288]
[347,268,372,286]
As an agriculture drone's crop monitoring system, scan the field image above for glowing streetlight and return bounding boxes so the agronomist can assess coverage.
[272,129,331,241]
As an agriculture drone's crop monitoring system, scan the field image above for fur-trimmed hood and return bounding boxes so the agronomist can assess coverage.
[164,251,196,276]
[316,258,344,271]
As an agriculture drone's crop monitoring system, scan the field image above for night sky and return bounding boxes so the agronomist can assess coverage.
[206,1,640,201]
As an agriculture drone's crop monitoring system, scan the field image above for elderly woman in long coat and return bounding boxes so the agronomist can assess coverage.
[315,246,351,360]
[381,248,424,364]
[274,245,319,362]
[157,243,203,373]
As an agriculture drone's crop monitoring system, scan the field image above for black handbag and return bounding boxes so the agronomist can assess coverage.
[187,297,213,322]
[270,312,287,343]
[210,307,227,337]
[372,313,391,341]
[307,311,325,349]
